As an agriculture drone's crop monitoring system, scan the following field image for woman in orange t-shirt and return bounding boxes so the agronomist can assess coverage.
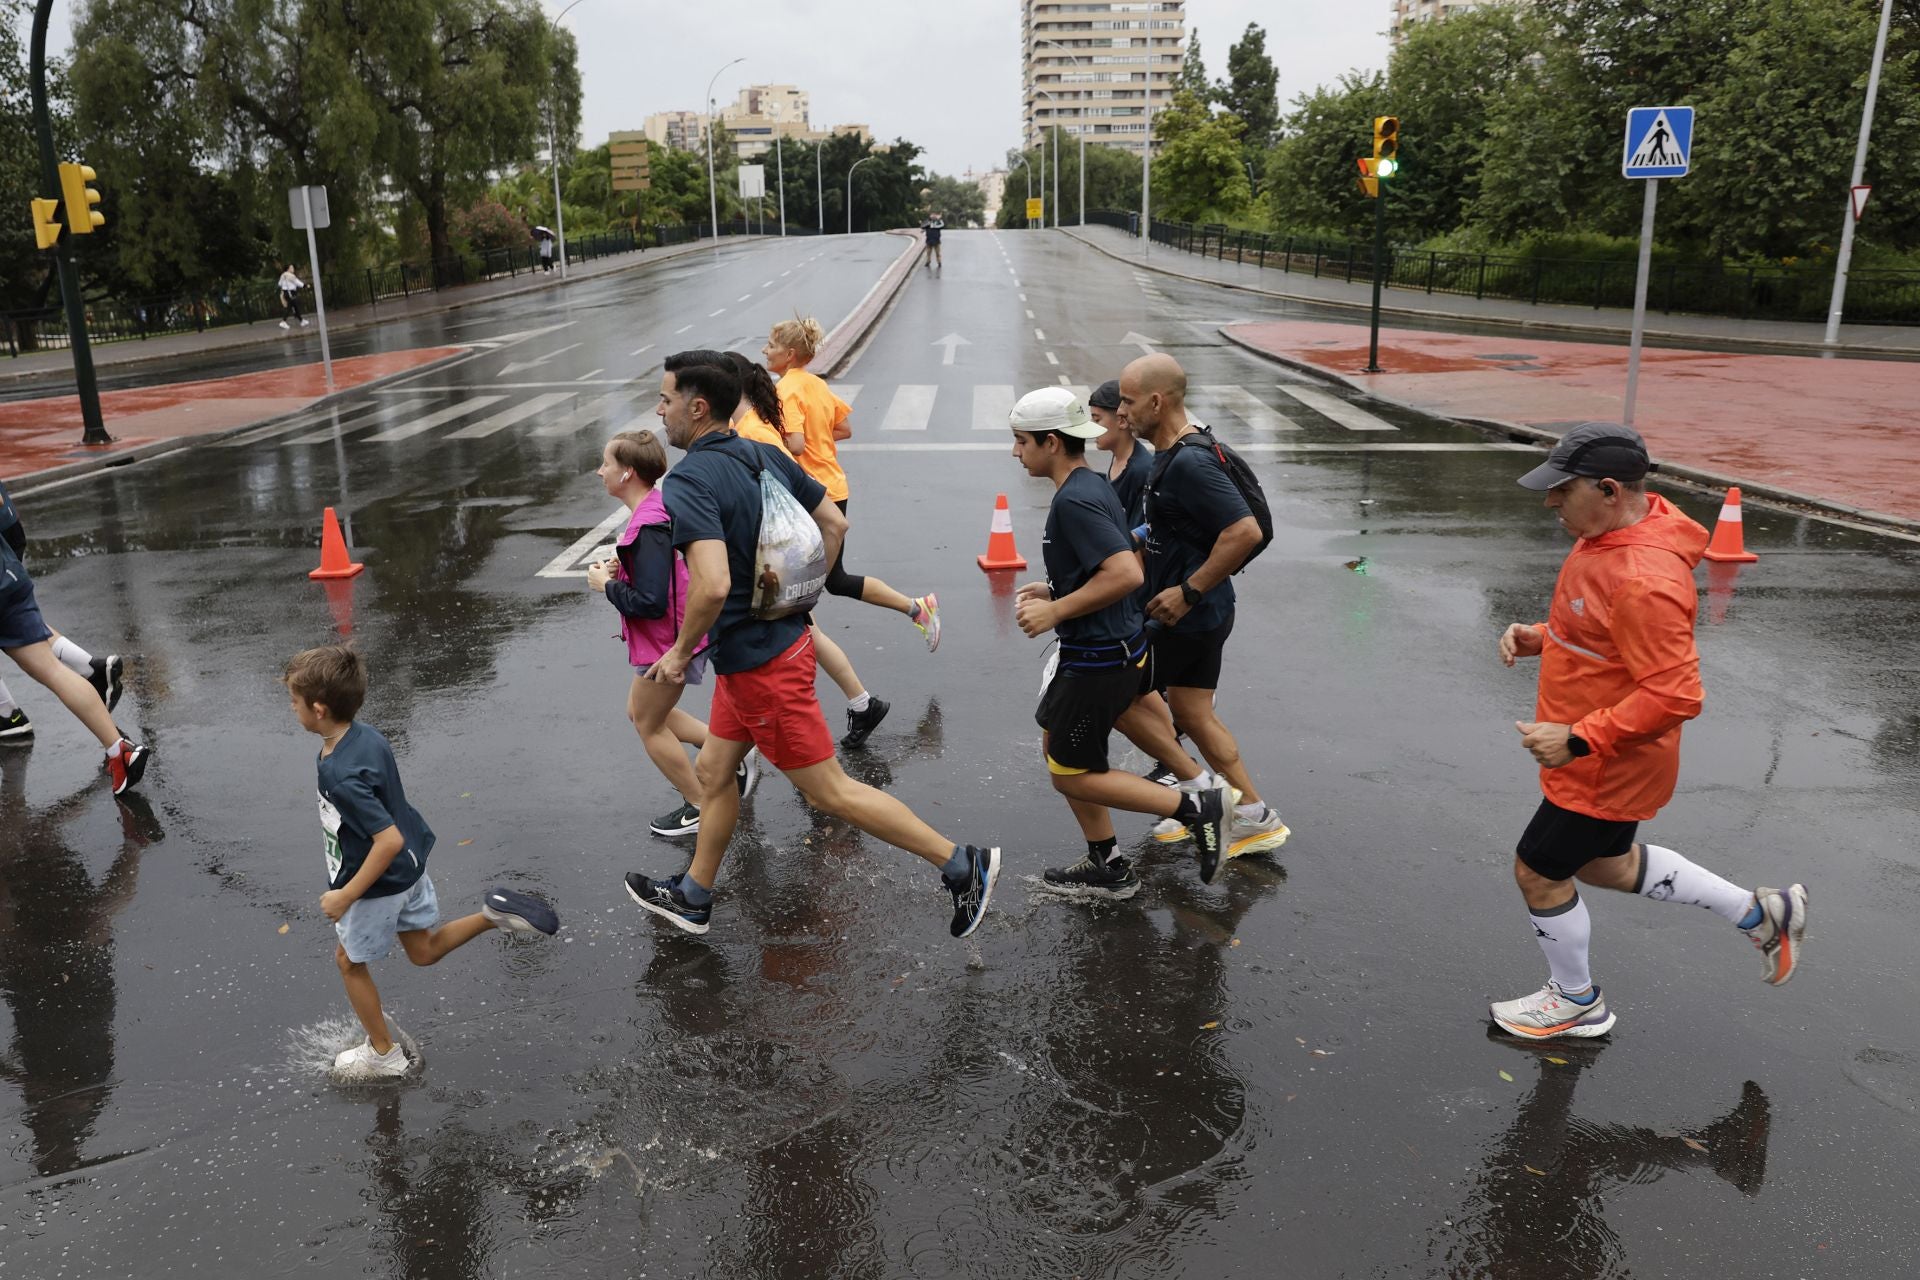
[764,316,941,653]
[723,350,898,750]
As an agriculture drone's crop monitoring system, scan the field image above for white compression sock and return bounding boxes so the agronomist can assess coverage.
[1637,844,1755,925]
[848,692,871,713]
[0,679,17,716]
[1529,893,1593,993]
[51,636,93,674]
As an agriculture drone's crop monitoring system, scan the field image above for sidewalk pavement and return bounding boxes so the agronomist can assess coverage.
[0,234,742,389]
[1064,224,1920,358]
[1222,318,1920,530]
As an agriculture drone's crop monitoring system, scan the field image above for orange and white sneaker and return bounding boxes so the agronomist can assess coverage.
[1745,884,1807,985]
[106,738,150,795]
[1490,980,1617,1039]
[909,594,941,653]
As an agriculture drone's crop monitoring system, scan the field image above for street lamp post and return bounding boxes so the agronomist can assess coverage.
[1034,89,1061,229]
[546,0,591,279]
[1010,154,1032,227]
[1824,0,1895,345]
[705,57,745,240]
[1037,38,1086,226]
[775,133,786,236]
[816,142,824,234]
[1141,84,1154,250]
[847,152,879,235]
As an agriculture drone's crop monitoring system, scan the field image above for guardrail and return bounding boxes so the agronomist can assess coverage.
[1085,210,1920,327]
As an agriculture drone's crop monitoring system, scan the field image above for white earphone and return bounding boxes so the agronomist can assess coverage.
[621,471,631,482]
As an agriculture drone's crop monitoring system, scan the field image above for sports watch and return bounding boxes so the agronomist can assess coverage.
[1179,580,1203,607]
[1566,733,1592,758]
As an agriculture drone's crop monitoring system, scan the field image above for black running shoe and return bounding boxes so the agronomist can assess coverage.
[946,845,1001,938]
[482,887,561,936]
[1192,784,1231,885]
[1041,854,1139,900]
[841,696,891,749]
[1142,761,1180,787]
[108,739,150,795]
[650,801,700,838]
[88,655,124,712]
[0,708,30,743]
[624,872,711,935]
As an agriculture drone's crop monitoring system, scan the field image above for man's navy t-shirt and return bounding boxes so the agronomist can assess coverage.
[1044,466,1140,649]
[316,722,435,898]
[1109,444,1152,528]
[662,430,827,675]
[1144,428,1251,634]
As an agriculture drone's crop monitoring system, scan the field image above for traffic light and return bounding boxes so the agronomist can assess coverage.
[59,162,105,234]
[31,197,63,249]
[1356,157,1379,200]
[1373,116,1400,179]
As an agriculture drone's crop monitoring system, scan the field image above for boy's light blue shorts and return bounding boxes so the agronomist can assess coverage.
[335,874,439,964]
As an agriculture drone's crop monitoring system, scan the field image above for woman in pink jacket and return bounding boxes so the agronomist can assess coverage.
[586,430,757,839]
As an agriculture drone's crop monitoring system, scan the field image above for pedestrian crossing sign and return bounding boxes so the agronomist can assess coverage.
[1623,106,1694,179]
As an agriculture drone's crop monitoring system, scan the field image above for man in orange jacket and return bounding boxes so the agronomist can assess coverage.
[1492,424,1807,1040]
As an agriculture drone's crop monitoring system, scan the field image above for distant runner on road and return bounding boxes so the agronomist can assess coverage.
[921,211,944,270]
[1490,422,1807,1040]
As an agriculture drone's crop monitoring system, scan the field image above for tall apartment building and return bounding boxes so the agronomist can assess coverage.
[1389,0,1528,45]
[641,110,707,153]
[1020,0,1186,156]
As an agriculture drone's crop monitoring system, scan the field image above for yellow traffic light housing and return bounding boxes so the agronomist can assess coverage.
[59,162,105,234]
[1373,116,1400,179]
[32,197,63,249]
[1356,157,1379,199]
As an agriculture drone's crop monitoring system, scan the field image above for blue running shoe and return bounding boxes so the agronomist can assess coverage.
[482,887,560,936]
[947,845,1001,939]
[625,872,711,936]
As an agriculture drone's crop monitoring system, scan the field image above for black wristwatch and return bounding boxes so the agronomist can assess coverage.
[1179,580,1203,607]
[1566,733,1592,758]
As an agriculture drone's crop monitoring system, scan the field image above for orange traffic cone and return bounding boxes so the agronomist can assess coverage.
[308,506,366,580]
[976,492,1027,571]
[1701,487,1759,563]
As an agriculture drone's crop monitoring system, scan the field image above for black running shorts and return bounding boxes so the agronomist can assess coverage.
[1037,663,1143,774]
[1515,798,1639,882]
[1146,616,1234,694]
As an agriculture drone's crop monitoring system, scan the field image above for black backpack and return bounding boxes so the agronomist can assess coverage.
[1145,427,1274,569]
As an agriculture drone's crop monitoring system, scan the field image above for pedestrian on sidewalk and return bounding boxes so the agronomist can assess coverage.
[1119,354,1291,876]
[622,359,999,939]
[716,349,893,749]
[0,479,126,745]
[1087,378,1202,793]
[764,317,942,654]
[276,265,308,330]
[1005,387,1233,900]
[284,644,560,1081]
[537,230,554,273]
[584,429,760,841]
[1490,423,1807,1040]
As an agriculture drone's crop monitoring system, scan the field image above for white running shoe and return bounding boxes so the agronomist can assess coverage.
[910,594,941,653]
[1490,980,1616,1040]
[1152,779,1240,844]
[333,1040,410,1080]
[300,319,310,327]
[278,320,290,330]
[736,748,761,800]
[1227,805,1291,859]
[1745,883,1808,985]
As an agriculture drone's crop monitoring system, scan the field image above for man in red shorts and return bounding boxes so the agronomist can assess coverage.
[624,358,1000,939]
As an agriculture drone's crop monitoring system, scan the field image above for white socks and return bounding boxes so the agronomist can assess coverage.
[0,679,16,716]
[51,636,92,675]
[847,691,871,713]
[1637,844,1755,925]
[1528,893,1593,993]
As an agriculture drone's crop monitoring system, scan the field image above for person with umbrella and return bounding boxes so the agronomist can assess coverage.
[535,227,555,273]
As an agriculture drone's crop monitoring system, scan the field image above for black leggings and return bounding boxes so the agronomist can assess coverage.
[825,498,866,599]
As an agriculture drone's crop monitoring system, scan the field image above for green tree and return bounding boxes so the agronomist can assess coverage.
[1217,23,1279,182]
[1151,91,1252,223]
[1266,72,1388,238]
[1173,28,1209,100]
[1,0,70,314]
[919,174,987,227]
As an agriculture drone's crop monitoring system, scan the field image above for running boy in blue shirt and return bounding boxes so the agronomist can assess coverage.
[284,644,559,1080]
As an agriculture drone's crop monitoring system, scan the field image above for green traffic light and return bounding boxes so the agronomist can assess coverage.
[1377,158,1398,178]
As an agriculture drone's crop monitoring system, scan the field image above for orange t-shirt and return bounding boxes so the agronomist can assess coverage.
[733,408,791,454]
[775,367,850,502]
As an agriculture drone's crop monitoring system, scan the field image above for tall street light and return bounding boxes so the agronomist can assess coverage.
[546,0,590,279]
[1010,153,1032,227]
[1824,0,1895,345]
[705,57,745,240]
[1141,82,1154,250]
[847,149,882,235]
[816,141,825,234]
[1037,37,1086,227]
[1034,90,1060,229]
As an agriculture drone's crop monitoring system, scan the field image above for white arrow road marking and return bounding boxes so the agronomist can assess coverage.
[932,333,972,366]
[1121,331,1160,354]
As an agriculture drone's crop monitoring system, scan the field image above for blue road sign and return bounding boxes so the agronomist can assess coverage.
[1623,106,1694,179]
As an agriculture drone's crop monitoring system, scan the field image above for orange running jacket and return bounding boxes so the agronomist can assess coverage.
[1532,493,1710,822]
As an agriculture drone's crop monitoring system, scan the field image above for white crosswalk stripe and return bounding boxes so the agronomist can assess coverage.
[1194,385,1300,432]
[219,398,383,446]
[880,384,939,431]
[1276,385,1399,432]
[445,392,578,440]
[285,400,436,444]
[829,384,861,407]
[532,393,640,437]
[971,384,1015,430]
[361,396,506,443]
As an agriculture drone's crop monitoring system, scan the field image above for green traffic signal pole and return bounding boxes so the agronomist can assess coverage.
[1365,171,1387,374]
[30,0,111,445]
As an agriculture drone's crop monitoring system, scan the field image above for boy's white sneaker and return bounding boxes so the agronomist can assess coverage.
[333,1040,410,1080]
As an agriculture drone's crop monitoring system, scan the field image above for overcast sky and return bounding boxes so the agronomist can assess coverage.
[37,0,1390,178]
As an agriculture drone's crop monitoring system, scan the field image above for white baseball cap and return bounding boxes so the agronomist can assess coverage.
[1009,386,1103,439]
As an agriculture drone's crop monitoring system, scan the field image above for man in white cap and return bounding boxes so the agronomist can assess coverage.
[1008,386,1234,895]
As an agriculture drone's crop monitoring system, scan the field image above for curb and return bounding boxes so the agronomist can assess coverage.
[1216,326,1920,540]
[820,230,924,378]
[11,347,475,496]
[1062,228,1911,361]
[0,236,753,391]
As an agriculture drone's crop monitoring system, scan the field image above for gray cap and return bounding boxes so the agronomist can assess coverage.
[1088,379,1122,411]
[1517,422,1651,490]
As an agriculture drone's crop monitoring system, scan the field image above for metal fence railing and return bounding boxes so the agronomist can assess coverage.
[1,221,759,357]
[1084,210,1920,327]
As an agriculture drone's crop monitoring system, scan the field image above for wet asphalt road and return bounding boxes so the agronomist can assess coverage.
[3,229,1920,1278]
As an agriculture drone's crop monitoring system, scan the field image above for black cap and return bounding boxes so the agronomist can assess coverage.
[1517,422,1651,490]
[1088,379,1122,411]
